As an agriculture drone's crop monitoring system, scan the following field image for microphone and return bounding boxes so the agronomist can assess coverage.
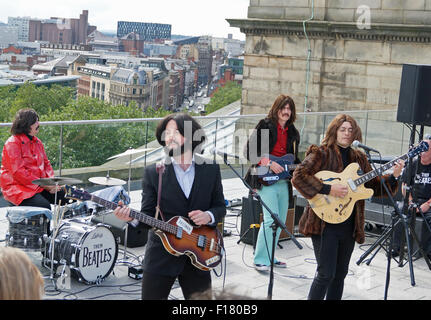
[210,148,240,159]
[352,140,380,153]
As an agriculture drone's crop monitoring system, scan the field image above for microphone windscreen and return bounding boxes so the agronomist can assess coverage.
[352,140,360,148]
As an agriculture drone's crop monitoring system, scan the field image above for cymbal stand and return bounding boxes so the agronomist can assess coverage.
[122,149,133,260]
[47,183,63,286]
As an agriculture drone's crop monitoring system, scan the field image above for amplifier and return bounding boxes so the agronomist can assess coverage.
[239,195,295,246]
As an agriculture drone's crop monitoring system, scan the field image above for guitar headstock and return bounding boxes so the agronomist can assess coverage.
[64,185,92,202]
[408,140,429,158]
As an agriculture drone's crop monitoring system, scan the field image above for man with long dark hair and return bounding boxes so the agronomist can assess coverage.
[244,94,300,271]
[0,108,65,209]
[292,114,403,300]
[114,113,226,300]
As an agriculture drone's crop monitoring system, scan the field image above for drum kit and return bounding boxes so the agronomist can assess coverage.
[4,147,152,286]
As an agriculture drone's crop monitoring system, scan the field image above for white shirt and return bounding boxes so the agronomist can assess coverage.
[129,156,214,227]
[171,156,195,199]
[171,156,215,224]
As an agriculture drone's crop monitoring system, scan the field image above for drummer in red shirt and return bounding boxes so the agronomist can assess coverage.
[0,108,65,209]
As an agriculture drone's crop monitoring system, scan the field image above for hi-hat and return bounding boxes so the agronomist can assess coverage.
[107,147,155,160]
[89,176,126,186]
[32,176,83,186]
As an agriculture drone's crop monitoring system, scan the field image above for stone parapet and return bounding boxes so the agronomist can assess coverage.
[227,18,431,43]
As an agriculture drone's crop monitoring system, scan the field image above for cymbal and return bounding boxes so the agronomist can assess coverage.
[89,176,126,186]
[32,176,83,186]
[107,148,155,160]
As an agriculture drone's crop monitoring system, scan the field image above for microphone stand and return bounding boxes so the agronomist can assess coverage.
[355,147,405,300]
[218,153,303,300]
[354,141,425,299]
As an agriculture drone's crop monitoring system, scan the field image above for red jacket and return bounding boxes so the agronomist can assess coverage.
[0,133,54,205]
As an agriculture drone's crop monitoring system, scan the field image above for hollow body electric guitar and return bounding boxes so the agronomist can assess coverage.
[256,154,298,186]
[64,186,224,271]
[307,141,429,224]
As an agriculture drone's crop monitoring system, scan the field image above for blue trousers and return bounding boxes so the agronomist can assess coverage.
[253,180,289,266]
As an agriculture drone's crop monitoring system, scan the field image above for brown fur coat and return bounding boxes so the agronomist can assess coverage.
[291,144,398,244]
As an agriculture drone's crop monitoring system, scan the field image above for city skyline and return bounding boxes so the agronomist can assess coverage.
[0,0,249,40]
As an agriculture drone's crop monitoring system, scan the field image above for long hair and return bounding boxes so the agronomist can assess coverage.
[267,94,296,127]
[155,113,206,154]
[321,114,362,148]
[11,108,39,135]
[0,247,44,300]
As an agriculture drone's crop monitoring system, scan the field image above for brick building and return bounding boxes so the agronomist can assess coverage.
[119,32,145,56]
[29,10,96,45]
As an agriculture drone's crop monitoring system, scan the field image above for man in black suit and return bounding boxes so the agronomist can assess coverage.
[114,113,226,300]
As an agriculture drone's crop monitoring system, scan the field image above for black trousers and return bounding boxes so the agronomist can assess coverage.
[141,261,211,300]
[18,189,67,210]
[308,223,355,300]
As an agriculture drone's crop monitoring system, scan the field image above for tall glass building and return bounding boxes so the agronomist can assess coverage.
[117,21,171,41]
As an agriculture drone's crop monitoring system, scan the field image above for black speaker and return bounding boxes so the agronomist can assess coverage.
[239,195,262,246]
[397,64,431,126]
[92,211,148,248]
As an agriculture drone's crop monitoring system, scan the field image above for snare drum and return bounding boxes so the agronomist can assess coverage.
[49,220,118,284]
[6,206,51,251]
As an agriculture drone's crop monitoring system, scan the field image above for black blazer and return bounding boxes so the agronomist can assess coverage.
[137,155,226,277]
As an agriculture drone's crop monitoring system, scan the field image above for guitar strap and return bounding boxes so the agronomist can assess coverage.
[155,160,166,222]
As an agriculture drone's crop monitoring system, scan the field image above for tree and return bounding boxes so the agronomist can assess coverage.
[0,84,170,169]
[205,81,242,114]
[41,96,170,169]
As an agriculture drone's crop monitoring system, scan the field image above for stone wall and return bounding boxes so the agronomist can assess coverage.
[229,0,431,115]
[248,0,431,24]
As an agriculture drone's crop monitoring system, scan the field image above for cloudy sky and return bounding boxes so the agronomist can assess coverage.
[0,0,249,40]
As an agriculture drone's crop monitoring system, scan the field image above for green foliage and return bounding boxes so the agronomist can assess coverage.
[0,81,241,169]
[205,81,242,114]
[0,84,170,169]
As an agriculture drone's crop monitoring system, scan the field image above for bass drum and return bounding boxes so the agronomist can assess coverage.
[49,220,118,284]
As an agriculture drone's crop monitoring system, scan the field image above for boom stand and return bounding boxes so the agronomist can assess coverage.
[356,127,431,299]
[218,154,302,300]
[45,183,63,288]
[122,149,135,261]
[396,126,431,276]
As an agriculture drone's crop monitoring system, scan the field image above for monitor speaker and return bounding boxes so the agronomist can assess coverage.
[239,195,294,246]
[397,64,431,126]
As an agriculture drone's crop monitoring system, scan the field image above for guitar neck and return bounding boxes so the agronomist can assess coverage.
[354,153,408,187]
[90,194,176,234]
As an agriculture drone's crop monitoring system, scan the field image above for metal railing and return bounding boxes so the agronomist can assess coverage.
[0,109,429,179]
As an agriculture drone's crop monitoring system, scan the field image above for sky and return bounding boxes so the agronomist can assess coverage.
[0,0,249,40]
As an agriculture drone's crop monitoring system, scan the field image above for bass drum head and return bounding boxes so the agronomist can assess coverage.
[75,224,118,284]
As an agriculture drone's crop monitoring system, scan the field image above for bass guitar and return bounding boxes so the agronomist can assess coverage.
[64,185,224,271]
[255,154,298,186]
[307,141,429,224]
